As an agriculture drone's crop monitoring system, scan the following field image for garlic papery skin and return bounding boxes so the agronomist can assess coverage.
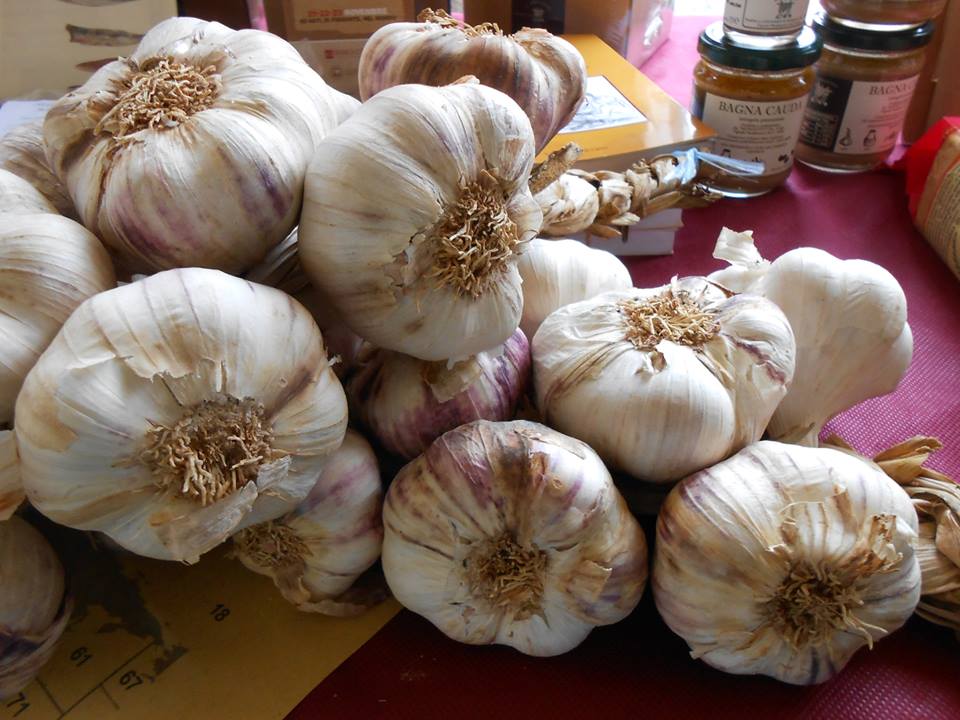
[42,17,359,275]
[533,279,796,483]
[346,329,530,459]
[710,228,912,446]
[358,10,586,153]
[517,238,632,339]
[0,517,71,699]
[382,419,647,656]
[299,81,542,361]
[15,268,348,563]
[0,168,58,215]
[535,173,600,237]
[0,432,19,521]
[233,429,383,615]
[0,121,77,220]
[0,207,116,426]
[654,441,920,685]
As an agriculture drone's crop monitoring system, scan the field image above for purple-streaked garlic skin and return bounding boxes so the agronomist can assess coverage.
[347,329,531,459]
[358,21,586,153]
[382,419,648,656]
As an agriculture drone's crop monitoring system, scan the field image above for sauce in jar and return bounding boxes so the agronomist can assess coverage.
[796,14,933,173]
[692,23,821,197]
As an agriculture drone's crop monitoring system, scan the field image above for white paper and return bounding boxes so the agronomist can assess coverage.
[558,75,648,135]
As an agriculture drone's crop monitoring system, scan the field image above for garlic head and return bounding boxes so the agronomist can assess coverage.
[234,429,383,615]
[710,228,912,446]
[43,17,359,275]
[654,441,920,685]
[358,10,586,152]
[517,238,632,338]
[382,419,647,656]
[533,279,796,482]
[299,81,541,361]
[15,268,348,563]
[0,516,71,699]
[347,328,530,459]
[0,168,57,215]
[0,120,77,219]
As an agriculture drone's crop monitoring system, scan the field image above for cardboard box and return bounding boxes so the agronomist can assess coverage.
[905,1,960,142]
[292,38,367,97]
[261,0,417,40]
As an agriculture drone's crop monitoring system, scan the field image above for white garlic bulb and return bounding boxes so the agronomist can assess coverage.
[533,278,796,483]
[654,441,920,685]
[43,17,359,275]
[347,328,530,459]
[382,419,647,657]
[0,517,71,699]
[0,167,57,215]
[710,228,912,446]
[517,238,632,338]
[0,120,77,219]
[299,80,542,361]
[15,268,348,563]
[234,429,383,615]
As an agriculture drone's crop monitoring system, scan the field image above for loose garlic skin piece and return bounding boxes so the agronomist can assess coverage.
[0,517,70,699]
[43,17,359,275]
[533,279,796,483]
[234,429,383,615]
[382,420,647,657]
[517,238,632,339]
[15,268,348,563]
[710,229,912,446]
[358,11,586,153]
[299,81,542,361]
[654,441,920,685]
[0,120,77,219]
[346,329,530,459]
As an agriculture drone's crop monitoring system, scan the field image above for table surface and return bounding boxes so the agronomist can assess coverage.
[290,16,960,719]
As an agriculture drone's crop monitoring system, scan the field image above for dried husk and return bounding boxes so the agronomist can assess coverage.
[0,517,71,699]
[654,441,920,685]
[359,9,586,152]
[0,433,19,521]
[710,228,912,446]
[15,268,348,563]
[0,120,77,219]
[382,419,647,656]
[299,80,542,361]
[517,238,632,338]
[233,429,384,614]
[533,278,796,482]
[43,17,359,275]
[346,329,530,459]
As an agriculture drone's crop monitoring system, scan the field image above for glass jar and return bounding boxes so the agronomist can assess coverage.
[692,23,821,197]
[821,0,946,26]
[796,14,933,173]
[724,0,812,46]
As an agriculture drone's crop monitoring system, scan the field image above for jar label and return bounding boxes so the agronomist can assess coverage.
[698,93,808,176]
[723,0,808,33]
[800,74,919,155]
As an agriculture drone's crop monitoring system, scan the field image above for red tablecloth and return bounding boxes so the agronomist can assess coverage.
[290,17,960,719]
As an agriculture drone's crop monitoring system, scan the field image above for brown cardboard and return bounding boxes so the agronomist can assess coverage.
[262,0,416,40]
[905,0,960,142]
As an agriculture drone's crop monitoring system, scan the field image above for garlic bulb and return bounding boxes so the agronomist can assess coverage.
[533,279,795,483]
[234,429,383,615]
[15,268,348,563]
[383,419,647,656]
[299,80,542,361]
[710,228,912,446]
[43,17,360,275]
[517,238,632,338]
[347,329,530,459]
[869,437,960,634]
[359,10,586,152]
[0,120,77,219]
[654,441,920,685]
[0,167,57,215]
[0,517,71,699]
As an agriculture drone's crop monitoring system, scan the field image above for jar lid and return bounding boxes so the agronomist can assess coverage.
[812,12,935,51]
[697,22,822,71]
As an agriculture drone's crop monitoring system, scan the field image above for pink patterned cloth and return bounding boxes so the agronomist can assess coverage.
[633,16,960,475]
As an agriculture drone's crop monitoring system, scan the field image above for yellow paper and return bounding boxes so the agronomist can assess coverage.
[0,541,399,720]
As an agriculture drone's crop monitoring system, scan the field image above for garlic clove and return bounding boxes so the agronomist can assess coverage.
[15,269,348,563]
[382,420,647,656]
